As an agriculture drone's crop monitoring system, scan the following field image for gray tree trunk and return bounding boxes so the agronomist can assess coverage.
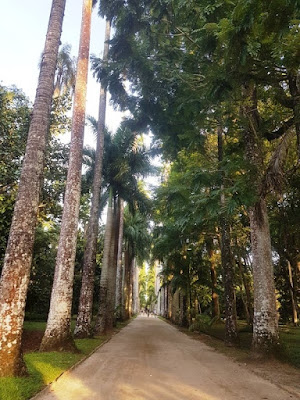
[250,200,279,351]
[132,259,139,314]
[115,199,124,319]
[241,83,279,354]
[40,0,93,352]
[106,197,120,331]
[0,0,66,376]
[94,188,114,335]
[74,19,111,339]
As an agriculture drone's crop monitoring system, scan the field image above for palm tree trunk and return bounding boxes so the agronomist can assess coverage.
[123,246,133,320]
[106,197,121,331]
[94,188,114,335]
[115,199,124,319]
[40,0,93,352]
[74,19,111,339]
[218,124,238,345]
[132,259,139,314]
[0,0,66,376]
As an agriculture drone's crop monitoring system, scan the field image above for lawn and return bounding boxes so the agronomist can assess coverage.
[190,319,300,368]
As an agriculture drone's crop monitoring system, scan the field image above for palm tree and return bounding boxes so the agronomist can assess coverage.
[0,0,66,377]
[74,19,111,338]
[94,128,153,332]
[53,43,76,97]
[122,206,152,319]
[40,0,94,352]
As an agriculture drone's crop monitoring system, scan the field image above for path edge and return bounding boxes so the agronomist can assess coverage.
[30,319,133,400]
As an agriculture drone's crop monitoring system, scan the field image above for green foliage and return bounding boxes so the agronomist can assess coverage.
[0,85,31,265]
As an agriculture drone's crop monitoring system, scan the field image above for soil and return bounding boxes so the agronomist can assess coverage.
[34,316,300,400]
[22,330,44,353]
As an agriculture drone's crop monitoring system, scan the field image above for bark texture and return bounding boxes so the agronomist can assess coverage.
[74,19,111,339]
[123,247,134,320]
[250,200,279,352]
[241,83,279,353]
[106,197,120,331]
[132,259,140,314]
[94,190,114,335]
[40,0,93,352]
[0,0,66,376]
[115,199,124,319]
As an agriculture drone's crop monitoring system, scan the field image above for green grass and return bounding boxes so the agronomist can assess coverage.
[23,320,77,332]
[189,319,300,368]
[0,317,133,400]
[0,333,108,400]
[279,326,300,368]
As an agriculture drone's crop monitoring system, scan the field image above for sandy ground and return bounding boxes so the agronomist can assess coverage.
[34,316,299,400]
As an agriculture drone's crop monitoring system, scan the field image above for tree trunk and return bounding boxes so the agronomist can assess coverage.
[237,258,253,325]
[132,259,139,314]
[287,260,299,326]
[122,248,130,320]
[0,0,66,376]
[249,200,279,352]
[74,19,111,339]
[207,238,220,319]
[241,83,279,354]
[288,72,300,159]
[40,0,93,352]
[115,199,124,319]
[94,188,114,335]
[218,125,238,345]
[106,197,120,331]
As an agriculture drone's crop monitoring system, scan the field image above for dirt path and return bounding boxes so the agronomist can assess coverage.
[35,316,299,400]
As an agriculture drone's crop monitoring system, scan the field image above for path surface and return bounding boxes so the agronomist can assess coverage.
[35,316,298,400]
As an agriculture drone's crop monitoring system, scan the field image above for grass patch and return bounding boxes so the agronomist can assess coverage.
[172,317,300,368]
[279,326,300,368]
[0,329,109,400]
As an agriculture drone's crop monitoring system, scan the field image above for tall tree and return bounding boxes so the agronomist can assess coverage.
[74,19,111,338]
[0,0,66,376]
[40,0,94,352]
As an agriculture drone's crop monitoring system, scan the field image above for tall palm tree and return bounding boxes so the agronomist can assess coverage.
[94,128,153,332]
[74,19,111,338]
[40,0,94,352]
[122,208,151,319]
[0,0,66,377]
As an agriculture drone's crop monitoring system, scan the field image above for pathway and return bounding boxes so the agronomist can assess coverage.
[35,316,298,400]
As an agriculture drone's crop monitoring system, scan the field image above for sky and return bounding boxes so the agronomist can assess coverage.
[0,0,124,146]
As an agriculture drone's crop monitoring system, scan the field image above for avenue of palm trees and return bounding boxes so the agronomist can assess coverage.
[0,0,300,383]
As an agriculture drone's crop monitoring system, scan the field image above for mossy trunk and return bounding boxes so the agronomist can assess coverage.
[40,0,93,352]
[0,0,66,376]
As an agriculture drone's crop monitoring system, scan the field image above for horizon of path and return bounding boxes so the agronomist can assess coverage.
[34,316,299,400]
